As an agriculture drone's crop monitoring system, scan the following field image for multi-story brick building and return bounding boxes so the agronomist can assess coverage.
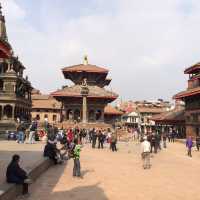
[174,62,200,138]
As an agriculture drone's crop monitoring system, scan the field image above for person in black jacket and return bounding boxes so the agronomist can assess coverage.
[98,130,104,149]
[91,128,97,148]
[6,154,30,195]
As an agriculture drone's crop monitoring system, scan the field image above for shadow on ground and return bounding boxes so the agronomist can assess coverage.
[51,183,108,200]
[21,162,108,200]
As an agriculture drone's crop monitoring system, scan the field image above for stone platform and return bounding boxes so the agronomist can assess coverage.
[57,122,112,129]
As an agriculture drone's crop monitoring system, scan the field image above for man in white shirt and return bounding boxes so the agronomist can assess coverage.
[141,136,151,169]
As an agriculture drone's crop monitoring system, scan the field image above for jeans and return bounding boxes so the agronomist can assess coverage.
[142,152,150,169]
[163,140,167,148]
[188,148,192,157]
[98,141,104,149]
[28,131,35,144]
[73,158,81,177]
[92,139,96,148]
[111,142,117,151]
[18,131,24,143]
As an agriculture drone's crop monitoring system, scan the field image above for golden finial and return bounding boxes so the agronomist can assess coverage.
[83,55,88,65]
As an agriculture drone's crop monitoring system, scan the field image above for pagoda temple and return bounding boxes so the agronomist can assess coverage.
[0,4,32,132]
[51,56,118,126]
[174,62,200,137]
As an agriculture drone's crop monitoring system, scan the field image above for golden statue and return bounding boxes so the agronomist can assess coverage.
[83,55,88,65]
[82,78,87,87]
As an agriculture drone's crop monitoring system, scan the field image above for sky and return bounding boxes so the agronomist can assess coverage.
[1,0,200,102]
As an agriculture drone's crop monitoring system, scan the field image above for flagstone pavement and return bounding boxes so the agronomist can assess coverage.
[15,141,200,200]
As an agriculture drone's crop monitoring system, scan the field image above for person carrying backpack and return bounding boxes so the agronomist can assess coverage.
[72,139,82,177]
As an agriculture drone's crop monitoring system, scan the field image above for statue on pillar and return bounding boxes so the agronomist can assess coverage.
[83,55,88,65]
[82,78,87,87]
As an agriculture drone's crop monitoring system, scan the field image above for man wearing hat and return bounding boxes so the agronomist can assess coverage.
[141,136,151,169]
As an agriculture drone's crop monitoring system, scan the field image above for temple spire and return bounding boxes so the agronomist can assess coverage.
[0,2,8,42]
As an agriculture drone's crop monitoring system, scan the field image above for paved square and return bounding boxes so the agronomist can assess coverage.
[16,142,200,200]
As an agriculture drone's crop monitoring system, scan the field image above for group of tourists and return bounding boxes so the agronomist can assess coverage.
[89,128,118,152]
[7,119,38,144]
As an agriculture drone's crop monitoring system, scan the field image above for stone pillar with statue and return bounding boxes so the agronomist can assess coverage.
[81,78,89,123]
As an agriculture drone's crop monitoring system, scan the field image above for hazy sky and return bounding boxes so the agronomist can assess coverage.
[2,0,200,101]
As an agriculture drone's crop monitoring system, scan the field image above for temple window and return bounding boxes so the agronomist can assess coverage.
[3,105,13,118]
[96,110,102,121]
[67,109,73,120]
[53,115,57,121]
[74,109,80,122]
[0,80,3,91]
[36,114,40,120]
[89,110,95,122]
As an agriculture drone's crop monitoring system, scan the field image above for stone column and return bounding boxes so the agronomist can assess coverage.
[82,96,87,123]
[81,84,89,124]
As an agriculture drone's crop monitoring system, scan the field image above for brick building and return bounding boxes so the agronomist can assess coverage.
[174,62,200,138]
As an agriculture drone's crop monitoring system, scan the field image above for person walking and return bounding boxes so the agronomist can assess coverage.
[167,130,172,142]
[150,133,157,153]
[186,136,193,157]
[72,139,81,177]
[196,134,200,151]
[171,130,176,143]
[17,123,26,144]
[141,136,151,169]
[110,132,117,152]
[28,120,37,144]
[162,132,167,148]
[92,128,97,148]
[98,130,104,149]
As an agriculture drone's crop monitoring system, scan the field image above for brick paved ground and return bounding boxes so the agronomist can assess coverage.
[0,141,45,185]
[16,141,200,200]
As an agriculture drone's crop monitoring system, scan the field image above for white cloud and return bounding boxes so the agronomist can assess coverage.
[2,0,200,101]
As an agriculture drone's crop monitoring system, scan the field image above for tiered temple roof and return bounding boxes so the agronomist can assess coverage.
[52,85,118,101]
[51,57,118,102]
[174,62,200,99]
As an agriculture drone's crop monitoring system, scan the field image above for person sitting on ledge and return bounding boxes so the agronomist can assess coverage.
[6,154,31,196]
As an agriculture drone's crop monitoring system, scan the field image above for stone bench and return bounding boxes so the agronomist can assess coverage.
[0,157,54,200]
